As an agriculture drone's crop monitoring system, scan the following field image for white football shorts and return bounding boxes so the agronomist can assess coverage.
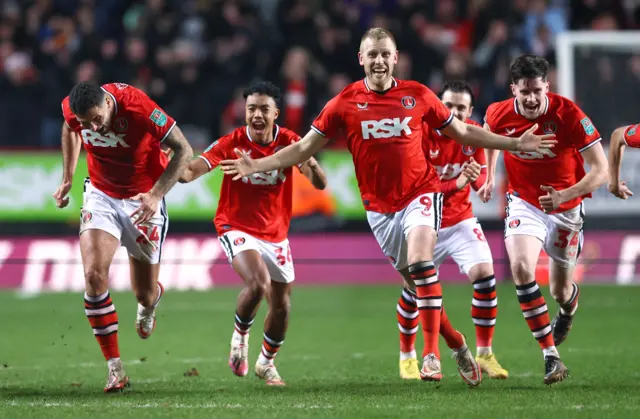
[80,178,168,264]
[434,217,494,275]
[504,193,584,268]
[367,192,443,271]
[219,230,295,284]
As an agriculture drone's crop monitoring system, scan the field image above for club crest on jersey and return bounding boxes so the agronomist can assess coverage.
[429,148,440,159]
[543,121,556,134]
[149,108,167,127]
[580,117,595,136]
[401,96,416,109]
[114,117,128,132]
[234,237,246,246]
[462,145,476,156]
[509,219,520,229]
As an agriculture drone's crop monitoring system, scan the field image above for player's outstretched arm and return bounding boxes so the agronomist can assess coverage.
[150,125,193,196]
[539,142,608,212]
[607,126,634,199]
[53,123,81,208]
[220,130,329,180]
[299,157,328,190]
[178,157,210,184]
[442,118,557,152]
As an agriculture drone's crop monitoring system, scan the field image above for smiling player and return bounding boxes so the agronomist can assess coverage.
[480,55,608,384]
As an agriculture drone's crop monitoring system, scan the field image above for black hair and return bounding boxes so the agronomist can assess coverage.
[510,54,549,84]
[68,82,105,116]
[243,81,282,106]
[438,80,475,107]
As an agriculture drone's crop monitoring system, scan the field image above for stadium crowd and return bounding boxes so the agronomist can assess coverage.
[0,0,637,148]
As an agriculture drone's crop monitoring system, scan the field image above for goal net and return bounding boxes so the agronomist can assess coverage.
[557,30,640,216]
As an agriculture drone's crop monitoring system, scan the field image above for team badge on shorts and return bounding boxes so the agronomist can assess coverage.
[81,210,92,224]
[149,108,168,127]
[387,255,396,264]
[401,96,416,109]
[628,124,638,136]
[234,237,246,246]
[462,145,476,156]
[114,117,128,132]
[543,121,556,134]
[508,219,520,228]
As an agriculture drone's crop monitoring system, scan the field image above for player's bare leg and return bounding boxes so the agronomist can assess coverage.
[467,263,508,379]
[548,262,580,346]
[80,229,129,393]
[506,235,568,385]
[130,257,164,340]
[396,275,480,386]
[229,250,270,377]
[255,281,291,386]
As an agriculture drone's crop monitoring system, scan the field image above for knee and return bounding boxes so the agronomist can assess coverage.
[510,259,535,284]
[84,268,109,293]
[246,275,270,300]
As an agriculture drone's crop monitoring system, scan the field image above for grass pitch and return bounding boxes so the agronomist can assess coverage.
[1,284,639,418]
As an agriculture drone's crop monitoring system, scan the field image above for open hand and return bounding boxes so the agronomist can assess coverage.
[518,123,557,152]
[220,149,258,181]
[130,192,160,225]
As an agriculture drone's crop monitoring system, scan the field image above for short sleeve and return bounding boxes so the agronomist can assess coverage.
[568,103,601,153]
[483,103,498,132]
[61,97,80,131]
[311,95,344,139]
[422,86,453,130]
[623,124,640,148]
[128,87,177,143]
[200,135,232,170]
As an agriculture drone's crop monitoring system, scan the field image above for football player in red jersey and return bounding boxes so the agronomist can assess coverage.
[607,123,638,199]
[221,28,555,386]
[480,55,608,384]
[176,81,327,386]
[52,82,192,392]
[396,81,508,381]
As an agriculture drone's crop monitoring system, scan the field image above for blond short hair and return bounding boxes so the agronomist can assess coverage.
[360,27,397,50]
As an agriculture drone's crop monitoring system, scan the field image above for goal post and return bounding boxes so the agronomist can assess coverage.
[557,30,640,101]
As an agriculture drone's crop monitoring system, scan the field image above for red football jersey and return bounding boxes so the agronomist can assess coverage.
[484,92,601,213]
[200,125,299,242]
[423,119,486,228]
[62,83,173,199]
[311,78,453,213]
[623,123,640,147]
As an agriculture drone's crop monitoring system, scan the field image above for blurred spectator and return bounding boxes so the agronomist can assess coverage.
[1,0,639,148]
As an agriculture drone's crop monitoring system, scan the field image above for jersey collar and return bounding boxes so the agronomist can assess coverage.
[245,124,280,146]
[100,87,119,114]
[513,95,549,117]
[363,77,398,94]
